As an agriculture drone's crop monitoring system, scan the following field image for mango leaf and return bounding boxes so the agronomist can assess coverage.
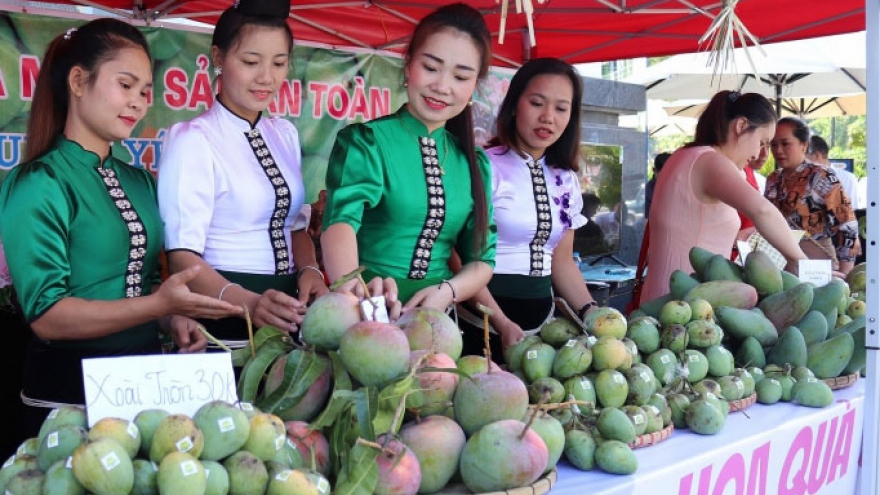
[328,350,353,391]
[334,441,379,495]
[256,349,325,412]
[236,338,288,403]
[418,366,475,383]
[310,389,358,430]
[354,387,378,442]
[329,406,355,476]
[373,375,416,435]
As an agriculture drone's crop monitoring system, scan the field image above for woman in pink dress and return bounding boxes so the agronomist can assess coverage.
[640,90,807,304]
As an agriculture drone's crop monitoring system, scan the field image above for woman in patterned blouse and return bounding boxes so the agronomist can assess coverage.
[766,117,860,275]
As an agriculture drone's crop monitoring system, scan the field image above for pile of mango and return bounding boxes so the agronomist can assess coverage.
[634,248,865,411]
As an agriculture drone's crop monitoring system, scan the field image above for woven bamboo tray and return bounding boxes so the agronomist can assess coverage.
[823,372,859,390]
[436,468,556,495]
[729,392,757,413]
[628,423,673,449]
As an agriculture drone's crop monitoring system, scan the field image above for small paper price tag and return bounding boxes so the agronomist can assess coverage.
[799,260,833,287]
[360,296,390,323]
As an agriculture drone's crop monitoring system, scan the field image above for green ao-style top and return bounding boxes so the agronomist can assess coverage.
[0,137,163,349]
[323,106,496,302]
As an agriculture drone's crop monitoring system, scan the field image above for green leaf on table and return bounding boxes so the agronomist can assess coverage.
[334,441,379,495]
[236,339,288,403]
[354,387,378,442]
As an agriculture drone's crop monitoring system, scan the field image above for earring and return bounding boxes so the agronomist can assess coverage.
[403,81,408,88]
[468,100,473,107]
[213,67,222,76]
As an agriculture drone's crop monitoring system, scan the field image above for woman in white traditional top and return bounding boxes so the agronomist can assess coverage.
[158,0,327,348]
[458,58,598,362]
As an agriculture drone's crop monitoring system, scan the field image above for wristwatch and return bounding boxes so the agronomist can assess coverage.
[579,301,599,319]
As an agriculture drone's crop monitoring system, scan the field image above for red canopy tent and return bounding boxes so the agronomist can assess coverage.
[24,0,866,67]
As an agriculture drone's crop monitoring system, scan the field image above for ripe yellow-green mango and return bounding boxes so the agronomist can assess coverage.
[684,281,758,310]
[806,332,854,379]
[828,315,865,340]
[744,251,784,297]
[757,283,814,332]
[846,263,866,293]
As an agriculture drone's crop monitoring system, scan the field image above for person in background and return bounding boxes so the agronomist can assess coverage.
[767,118,859,275]
[640,91,807,304]
[158,0,328,349]
[747,143,768,194]
[457,58,598,360]
[573,192,605,256]
[0,18,240,436]
[644,151,670,219]
[321,3,496,319]
[808,134,860,208]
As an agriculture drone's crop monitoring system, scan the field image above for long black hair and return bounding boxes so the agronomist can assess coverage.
[489,57,583,172]
[688,90,776,147]
[26,18,151,161]
[405,3,492,256]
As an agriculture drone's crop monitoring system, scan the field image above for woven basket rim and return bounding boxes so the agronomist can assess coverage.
[824,372,860,390]
[433,467,557,495]
[729,392,757,412]
[628,422,674,449]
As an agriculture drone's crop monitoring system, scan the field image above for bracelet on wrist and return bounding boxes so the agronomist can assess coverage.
[298,265,324,278]
[440,279,458,303]
[578,301,598,318]
[218,282,241,301]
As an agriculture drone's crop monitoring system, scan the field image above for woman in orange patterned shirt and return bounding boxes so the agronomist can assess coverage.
[766,117,860,275]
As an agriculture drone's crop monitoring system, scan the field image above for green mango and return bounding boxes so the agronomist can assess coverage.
[781,270,802,291]
[744,251,784,297]
[504,335,543,373]
[541,318,583,347]
[810,278,849,315]
[689,246,717,278]
[842,327,866,376]
[621,405,648,436]
[563,430,596,471]
[685,398,726,435]
[595,407,636,443]
[624,366,656,406]
[666,393,691,429]
[806,333,855,379]
[684,281,758,310]
[733,368,756,397]
[766,326,808,368]
[670,270,701,300]
[626,318,660,355]
[715,306,778,346]
[716,375,745,401]
[645,349,678,386]
[705,345,735,378]
[684,349,709,383]
[791,378,834,408]
[734,336,767,369]
[522,342,557,383]
[846,262,867,293]
[828,315,866,340]
[528,377,566,404]
[685,319,720,349]
[594,440,638,475]
[795,310,829,346]
[641,405,665,434]
[703,254,744,282]
[563,375,597,406]
[594,370,629,409]
[823,307,839,337]
[757,283,814,332]
[638,293,674,318]
[552,340,592,380]
[755,378,783,404]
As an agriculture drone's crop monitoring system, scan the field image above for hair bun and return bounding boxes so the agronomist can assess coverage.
[235,0,290,19]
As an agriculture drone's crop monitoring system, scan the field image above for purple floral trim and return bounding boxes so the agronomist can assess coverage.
[551,171,573,229]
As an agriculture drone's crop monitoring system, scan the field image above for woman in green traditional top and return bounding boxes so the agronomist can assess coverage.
[321,3,496,318]
[0,18,241,437]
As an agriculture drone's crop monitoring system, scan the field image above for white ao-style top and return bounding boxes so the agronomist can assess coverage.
[158,102,310,275]
[488,146,587,276]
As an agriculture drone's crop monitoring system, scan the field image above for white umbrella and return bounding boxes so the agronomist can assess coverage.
[624,32,866,115]
[665,93,866,120]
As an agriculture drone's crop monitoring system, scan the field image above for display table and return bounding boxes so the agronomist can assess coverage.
[551,380,865,495]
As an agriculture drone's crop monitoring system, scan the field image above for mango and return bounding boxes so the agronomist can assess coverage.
[670,270,701,300]
[594,370,629,409]
[590,336,629,371]
[705,345,735,377]
[810,278,849,315]
[584,307,628,340]
[522,342,557,383]
[806,332,855,379]
[38,407,88,447]
[685,399,725,435]
[621,405,647,436]
[840,327,866,376]
[540,318,582,347]
[847,300,867,318]
[638,293,674,318]
[645,349,677,386]
[757,283,814,332]
[528,377,565,404]
[157,452,206,495]
[684,281,758,310]
[715,306,777,346]
[703,254,744,282]
[795,310,829,346]
[453,370,529,437]
[658,300,692,326]
[563,376,596,406]
[791,378,834,408]
[503,335,542,372]
[781,270,802,291]
[766,326,808,368]
[43,458,86,495]
[149,414,204,463]
[755,378,783,404]
[202,460,230,495]
[193,401,251,461]
[744,251,784,297]
[684,349,709,383]
[689,246,716,278]
[339,321,410,387]
[524,411,566,474]
[624,366,656,406]
[829,315,866,339]
[733,368,756,397]
[72,439,134,495]
[459,420,547,493]
[595,440,637,475]
[301,292,362,351]
[5,469,44,494]
[552,339,592,379]
[562,430,596,471]
[734,336,766,369]
[133,409,170,458]
[0,455,39,492]
[823,307,839,337]
[688,298,715,321]
[846,262,866,293]
[38,424,88,472]
[399,416,465,494]
[716,375,745,401]
[626,318,660,355]
[685,319,721,349]
[666,393,691,429]
[596,408,636,443]
[641,404,665,434]
[397,306,463,360]
[224,451,268,495]
[660,324,689,353]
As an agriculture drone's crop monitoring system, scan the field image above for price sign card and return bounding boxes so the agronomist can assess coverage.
[82,353,237,427]
[799,259,833,287]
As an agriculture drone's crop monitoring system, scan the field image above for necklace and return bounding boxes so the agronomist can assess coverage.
[398,114,450,175]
